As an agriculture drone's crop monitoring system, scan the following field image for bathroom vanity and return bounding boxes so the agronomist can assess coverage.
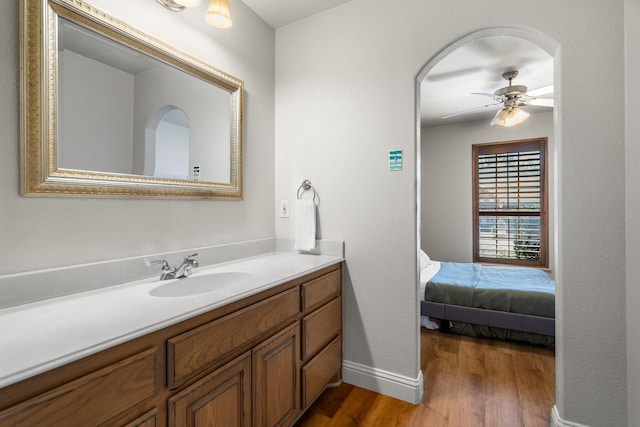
[0,253,343,426]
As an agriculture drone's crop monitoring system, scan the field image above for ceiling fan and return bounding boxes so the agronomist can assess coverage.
[442,70,554,126]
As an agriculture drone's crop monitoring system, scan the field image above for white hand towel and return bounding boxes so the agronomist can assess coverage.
[295,199,316,251]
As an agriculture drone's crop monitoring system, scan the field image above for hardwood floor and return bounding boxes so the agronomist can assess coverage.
[295,329,555,427]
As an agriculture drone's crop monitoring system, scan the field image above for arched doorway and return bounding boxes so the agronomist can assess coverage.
[414,25,559,401]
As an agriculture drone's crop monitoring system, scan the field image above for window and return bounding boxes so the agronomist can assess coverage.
[472,138,548,267]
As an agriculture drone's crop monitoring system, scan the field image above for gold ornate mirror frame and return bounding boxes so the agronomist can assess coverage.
[20,0,244,199]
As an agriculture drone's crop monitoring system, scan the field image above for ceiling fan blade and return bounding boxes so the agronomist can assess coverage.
[470,92,495,98]
[528,84,554,97]
[425,66,484,82]
[441,102,502,119]
[528,98,554,107]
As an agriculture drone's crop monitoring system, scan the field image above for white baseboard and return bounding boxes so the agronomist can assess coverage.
[551,405,590,427]
[342,360,424,404]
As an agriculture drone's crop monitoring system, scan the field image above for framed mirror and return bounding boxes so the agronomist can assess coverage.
[20,0,244,198]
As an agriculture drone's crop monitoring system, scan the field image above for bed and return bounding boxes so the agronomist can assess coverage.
[419,251,555,348]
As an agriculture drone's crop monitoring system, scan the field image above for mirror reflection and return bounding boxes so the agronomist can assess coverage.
[57,18,232,184]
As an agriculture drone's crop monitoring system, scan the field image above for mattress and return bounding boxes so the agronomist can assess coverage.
[424,262,555,318]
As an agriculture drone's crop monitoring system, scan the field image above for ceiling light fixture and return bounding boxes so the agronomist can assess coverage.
[174,0,202,7]
[206,0,233,28]
[490,106,530,127]
[156,0,232,29]
[156,0,201,12]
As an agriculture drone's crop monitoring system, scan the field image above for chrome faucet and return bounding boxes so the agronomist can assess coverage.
[174,253,199,278]
[150,253,199,280]
[150,259,174,280]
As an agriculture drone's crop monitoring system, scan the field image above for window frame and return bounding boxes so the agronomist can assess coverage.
[472,137,549,268]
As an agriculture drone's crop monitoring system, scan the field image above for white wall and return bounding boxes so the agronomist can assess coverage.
[59,49,134,173]
[275,0,626,425]
[626,0,640,425]
[0,0,275,273]
[421,112,555,275]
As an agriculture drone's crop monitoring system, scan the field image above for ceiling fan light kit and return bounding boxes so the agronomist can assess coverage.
[491,106,530,127]
[491,71,531,127]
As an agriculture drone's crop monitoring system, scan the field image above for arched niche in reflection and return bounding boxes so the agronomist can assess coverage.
[145,106,190,180]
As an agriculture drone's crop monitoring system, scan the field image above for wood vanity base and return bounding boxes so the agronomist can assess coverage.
[0,263,342,427]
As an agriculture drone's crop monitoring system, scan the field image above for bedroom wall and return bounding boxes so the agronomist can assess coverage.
[420,112,556,276]
[275,0,626,425]
[625,0,640,424]
[0,0,275,275]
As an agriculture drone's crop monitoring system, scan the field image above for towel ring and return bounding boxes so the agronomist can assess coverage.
[297,179,318,202]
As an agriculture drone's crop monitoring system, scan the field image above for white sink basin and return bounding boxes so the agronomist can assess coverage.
[149,272,253,297]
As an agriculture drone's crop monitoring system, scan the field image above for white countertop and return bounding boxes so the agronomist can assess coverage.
[0,251,342,388]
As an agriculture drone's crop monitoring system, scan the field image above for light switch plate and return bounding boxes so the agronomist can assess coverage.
[280,200,290,218]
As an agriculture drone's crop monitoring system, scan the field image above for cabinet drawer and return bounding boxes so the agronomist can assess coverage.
[301,268,341,312]
[301,336,341,409]
[168,287,300,386]
[301,297,341,360]
[0,348,158,427]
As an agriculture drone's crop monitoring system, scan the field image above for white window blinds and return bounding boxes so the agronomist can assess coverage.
[472,138,548,267]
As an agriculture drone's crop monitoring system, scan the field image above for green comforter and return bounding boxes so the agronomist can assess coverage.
[425,262,555,318]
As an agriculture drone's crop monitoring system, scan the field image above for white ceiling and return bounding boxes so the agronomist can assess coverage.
[240,0,355,29]
[238,2,554,128]
[420,36,554,127]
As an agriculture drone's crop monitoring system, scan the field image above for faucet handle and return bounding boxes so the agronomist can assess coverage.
[184,253,198,261]
[184,253,199,267]
[150,259,171,270]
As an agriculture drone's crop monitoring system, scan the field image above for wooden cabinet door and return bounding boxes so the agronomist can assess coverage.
[168,352,251,427]
[121,408,158,427]
[252,323,301,427]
